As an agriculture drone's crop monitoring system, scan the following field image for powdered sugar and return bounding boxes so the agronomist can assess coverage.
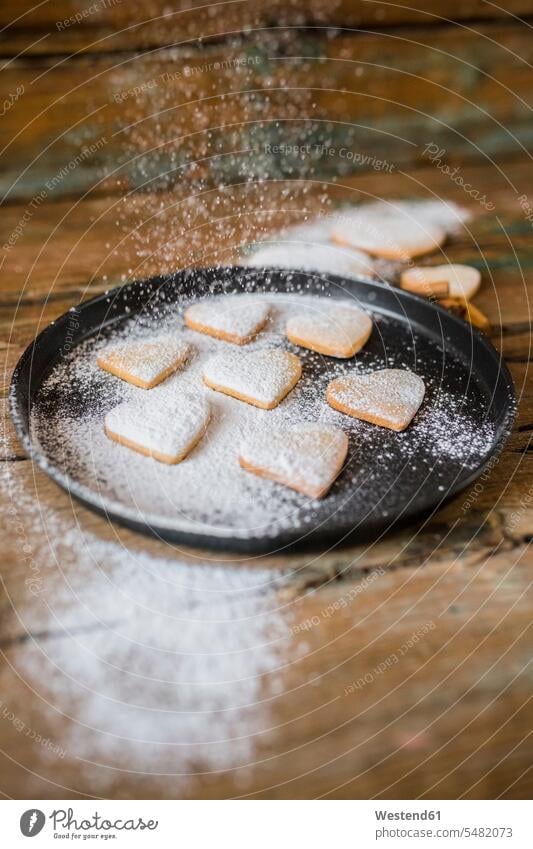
[240,424,348,499]
[203,348,301,409]
[97,333,191,387]
[286,302,372,358]
[331,209,445,260]
[105,388,210,462]
[245,241,375,278]
[329,199,469,245]
[28,291,498,543]
[327,369,426,431]
[185,298,270,344]
[0,453,291,792]
[243,200,470,277]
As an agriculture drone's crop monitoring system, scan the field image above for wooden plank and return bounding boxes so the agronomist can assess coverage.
[1,109,532,798]
[1,161,531,325]
[1,22,532,201]
[0,503,531,798]
[1,2,532,55]
[0,365,530,796]
[255,550,533,800]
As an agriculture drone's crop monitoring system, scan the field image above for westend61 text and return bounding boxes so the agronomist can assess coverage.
[375,810,441,820]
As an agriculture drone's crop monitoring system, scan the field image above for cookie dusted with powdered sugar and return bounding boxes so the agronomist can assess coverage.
[184,298,270,345]
[327,369,425,432]
[105,390,210,464]
[239,424,349,499]
[203,348,302,409]
[286,303,372,358]
[97,334,191,389]
[331,210,445,260]
[245,242,375,278]
[401,264,481,300]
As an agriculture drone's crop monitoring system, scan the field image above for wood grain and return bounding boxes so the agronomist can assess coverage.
[1,460,532,798]
[1,157,532,798]
[1,22,532,201]
[1,1,533,55]
[1,10,532,798]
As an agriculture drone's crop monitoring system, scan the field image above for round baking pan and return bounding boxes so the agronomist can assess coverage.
[10,267,516,554]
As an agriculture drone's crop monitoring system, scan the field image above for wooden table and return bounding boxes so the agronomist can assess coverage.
[0,1,532,799]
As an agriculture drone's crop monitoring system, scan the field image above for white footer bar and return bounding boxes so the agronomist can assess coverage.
[2,799,529,848]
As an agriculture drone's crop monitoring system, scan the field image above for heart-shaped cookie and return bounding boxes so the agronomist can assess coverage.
[327,369,425,431]
[97,333,191,389]
[402,264,481,300]
[331,209,445,260]
[239,424,349,498]
[245,242,375,278]
[203,348,302,409]
[286,303,372,358]
[185,297,270,345]
[105,390,210,464]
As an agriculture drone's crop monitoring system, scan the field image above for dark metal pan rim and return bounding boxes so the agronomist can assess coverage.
[9,267,516,554]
